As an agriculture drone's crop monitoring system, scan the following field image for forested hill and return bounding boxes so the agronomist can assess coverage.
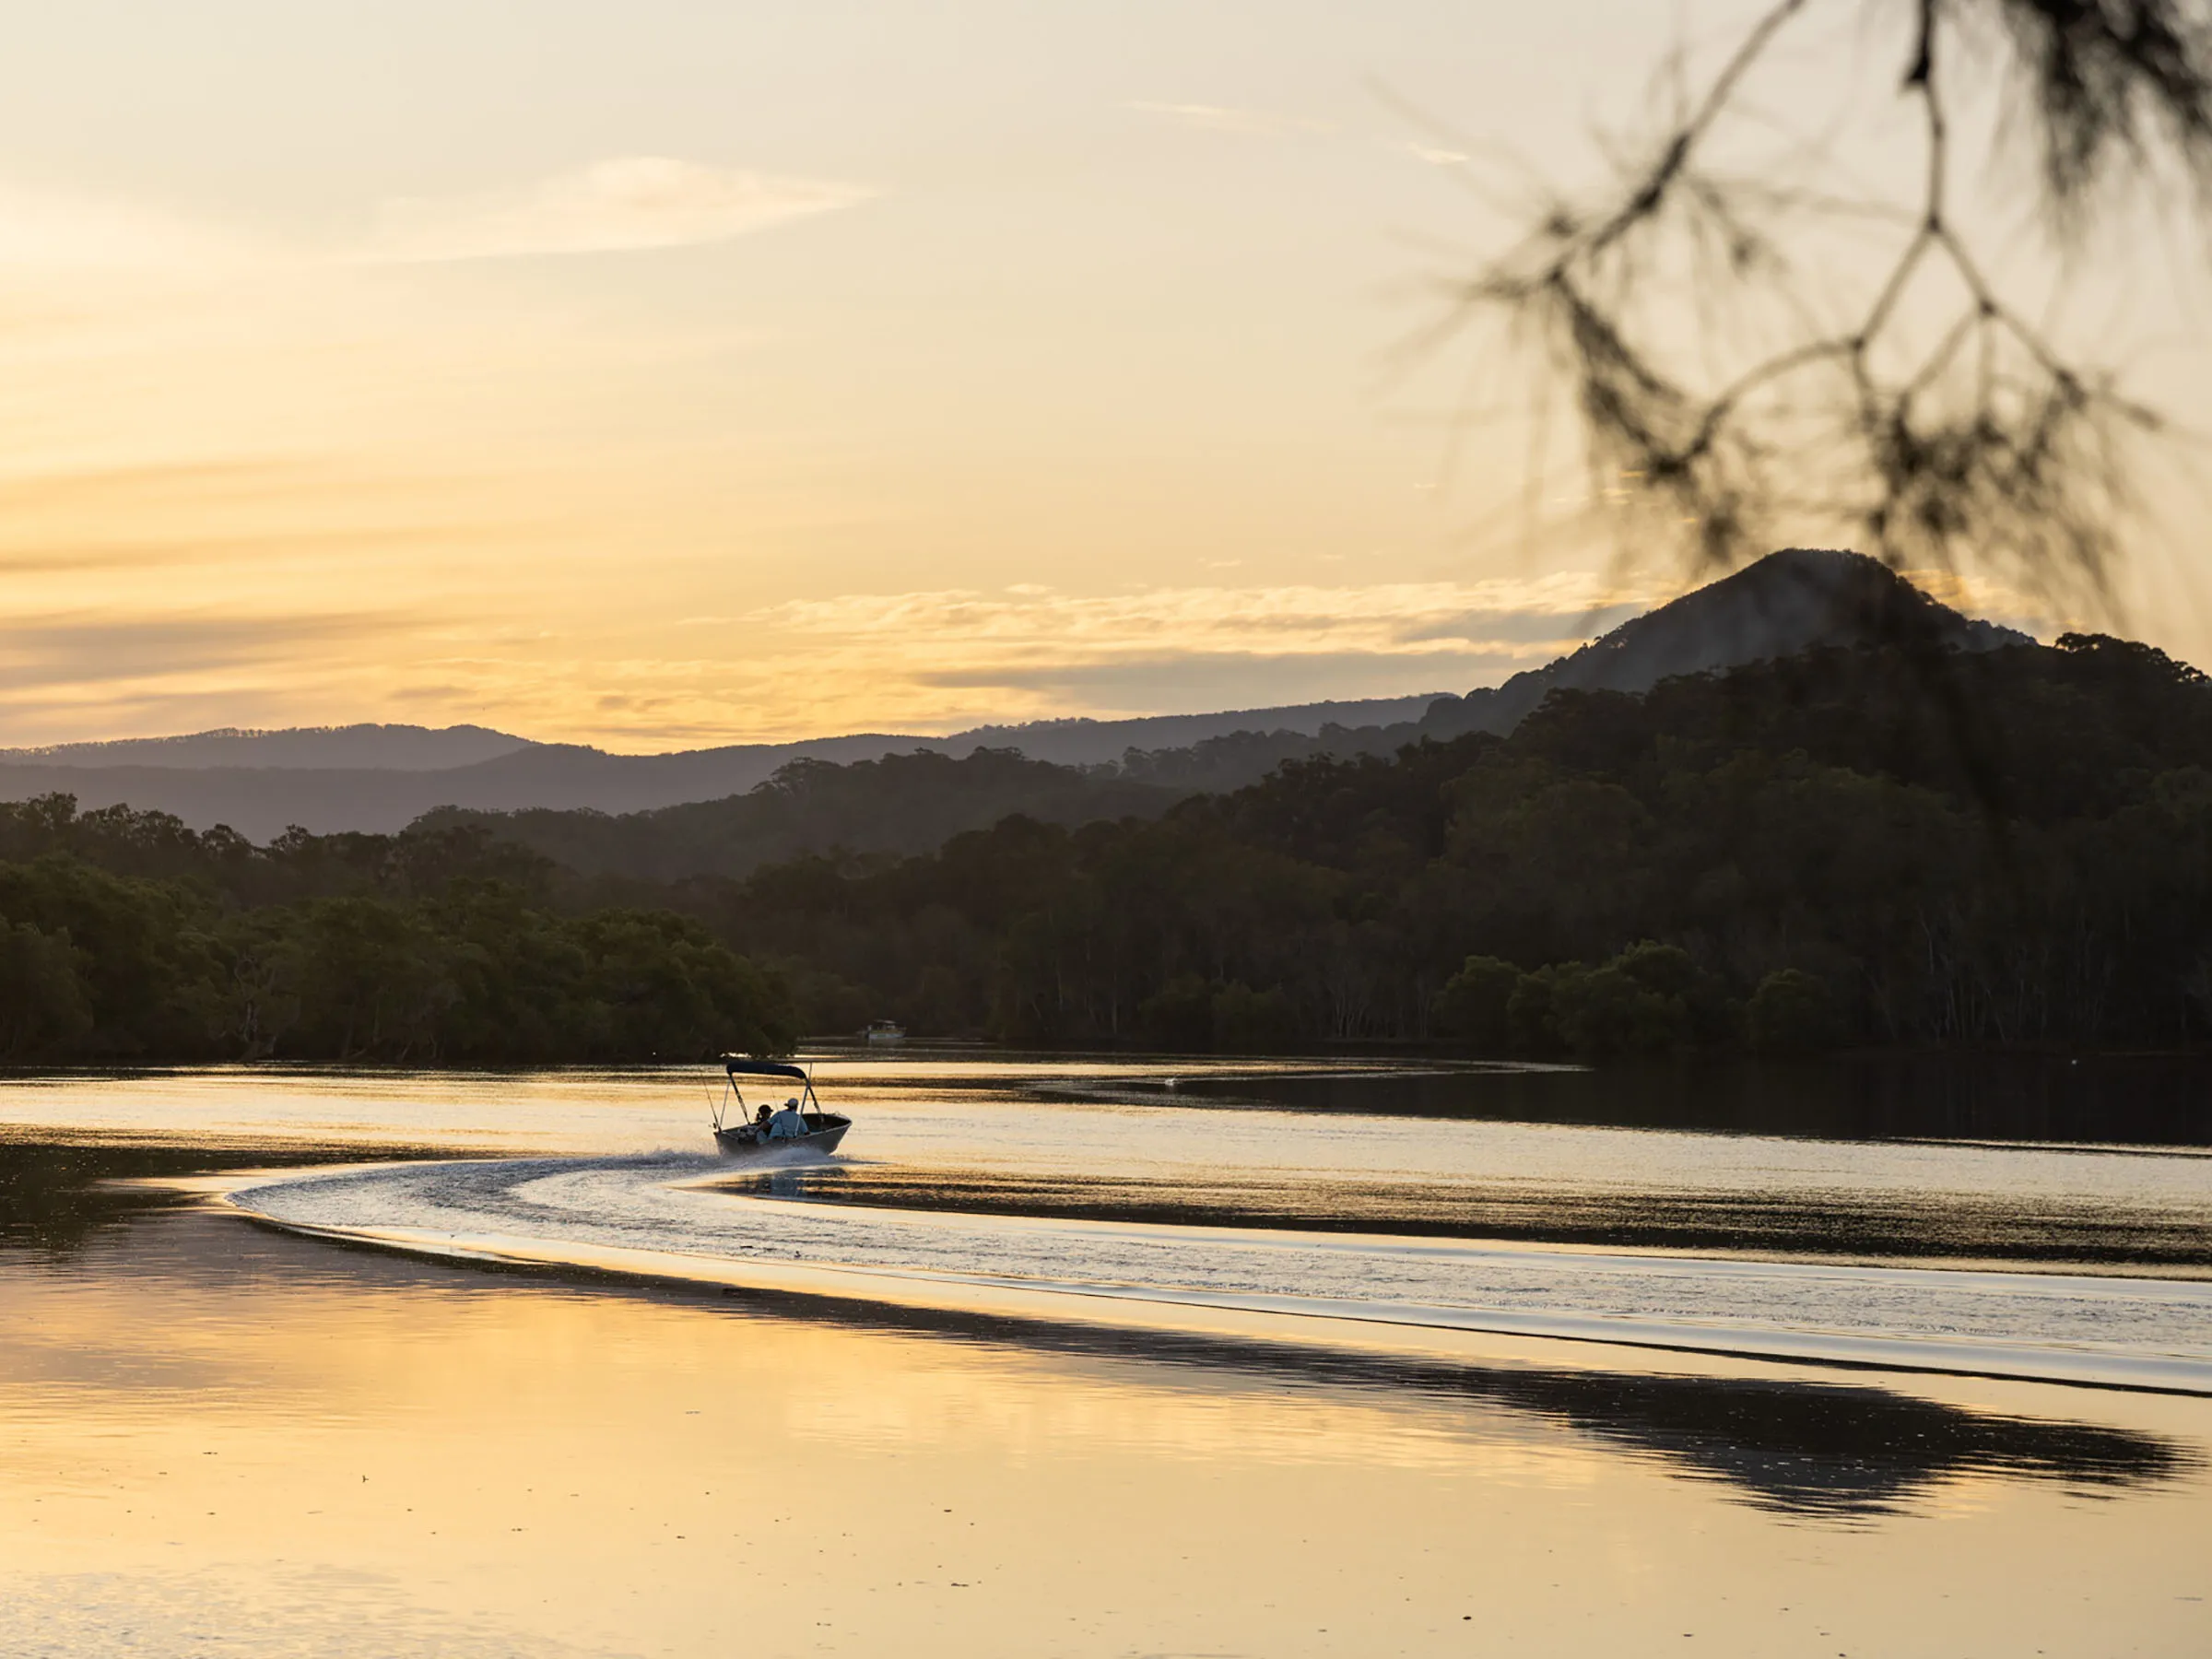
[1418,545,2029,739]
[417,748,1182,881]
[3,628,2207,1063]
[424,548,2026,879]
[700,631,2212,1053]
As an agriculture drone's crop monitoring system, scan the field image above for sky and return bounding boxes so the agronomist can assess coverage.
[1,1,2206,751]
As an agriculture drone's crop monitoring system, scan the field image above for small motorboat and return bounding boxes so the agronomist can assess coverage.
[711,1056,852,1157]
[862,1019,906,1044]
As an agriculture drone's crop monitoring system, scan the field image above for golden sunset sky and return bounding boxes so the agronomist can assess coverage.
[3,2,2206,749]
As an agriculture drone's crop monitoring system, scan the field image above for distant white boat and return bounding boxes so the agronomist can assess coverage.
[863,1019,906,1044]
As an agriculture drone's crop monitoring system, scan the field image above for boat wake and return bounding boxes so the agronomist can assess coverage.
[230,1154,2212,1394]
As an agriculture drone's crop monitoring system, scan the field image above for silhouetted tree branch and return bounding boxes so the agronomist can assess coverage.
[1448,0,2212,603]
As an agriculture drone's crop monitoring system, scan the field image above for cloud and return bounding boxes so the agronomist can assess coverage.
[1900,567,2057,637]
[0,606,444,747]
[754,574,1653,645]
[1128,102,1335,138]
[909,651,1502,704]
[0,158,869,281]
[0,526,463,579]
[1396,140,1471,167]
[737,574,1668,711]
[0,187,265,275]
[1391,603,1646,646]
[363,158,874,264]
[0,608,417,683]
[0,573,1677,751]
[542,575,1678,746]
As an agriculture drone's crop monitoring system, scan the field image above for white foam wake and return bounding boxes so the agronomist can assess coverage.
[232,1155,2212,1393]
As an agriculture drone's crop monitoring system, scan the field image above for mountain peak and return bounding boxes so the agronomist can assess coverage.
[1558,547,2030,692]
[1427,547,2032,735]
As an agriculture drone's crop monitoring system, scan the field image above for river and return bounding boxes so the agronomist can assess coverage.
[2,1054,2206,1655]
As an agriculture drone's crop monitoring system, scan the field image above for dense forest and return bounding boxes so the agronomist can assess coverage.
[0,800,793,1062]
[693,632,2212,1055]
[3,629,2211,1062]
[418,747,1185,881]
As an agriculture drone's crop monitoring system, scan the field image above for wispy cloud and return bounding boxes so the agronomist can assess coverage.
[1128,102,1335,138]
[1395,139,1470,167]
[747,574,1655,654]
[0,607,418,683]
[363,158,873,264]
[0,606,429,744]
[0,573,1676,750]
[1901,568,2058,639]
[0,185,267,275]
[677,573,1669,727]
[0,159,872,277]
[489,574,1666,746]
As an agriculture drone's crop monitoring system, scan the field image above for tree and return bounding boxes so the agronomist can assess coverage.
[1436,0,2212,604]
[1431,954,1522,1046]
[283,898,455,1061]
[1551,963,1691,1058]
[0,918,89,1057]
[1747,968,1843,1053]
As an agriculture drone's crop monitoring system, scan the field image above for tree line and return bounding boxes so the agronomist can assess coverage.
[4,629,2211,1061]
[0,801,793,1062]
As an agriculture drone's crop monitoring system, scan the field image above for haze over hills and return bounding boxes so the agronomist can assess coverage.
[0,695,1447,777]
[940,697,1444,767]
[0,724,532,772]
[0,694,1445,838]
[0,552,2033,838]
[422,747,1188,882]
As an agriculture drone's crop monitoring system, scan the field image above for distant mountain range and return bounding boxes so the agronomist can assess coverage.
[0,695,1447,776]
[0,550,2033,838]
[0,695,1443,839]
[0,723,532,772]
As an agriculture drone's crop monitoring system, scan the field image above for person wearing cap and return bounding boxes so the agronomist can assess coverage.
[768,1098,807,1139]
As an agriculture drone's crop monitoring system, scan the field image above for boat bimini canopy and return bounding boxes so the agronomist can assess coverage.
[712,1055,818,1132]
[723,1057,807,1081]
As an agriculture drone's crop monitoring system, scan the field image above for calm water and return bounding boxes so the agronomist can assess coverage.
[3,1055,2209,1656]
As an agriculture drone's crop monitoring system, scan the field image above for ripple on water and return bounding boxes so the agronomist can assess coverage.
[233,1154,2212,1394]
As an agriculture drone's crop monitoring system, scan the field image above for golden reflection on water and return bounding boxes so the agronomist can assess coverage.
[1,1213,2208,1658]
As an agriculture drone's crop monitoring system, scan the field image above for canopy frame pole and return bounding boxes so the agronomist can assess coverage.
[712,1076,751,1133]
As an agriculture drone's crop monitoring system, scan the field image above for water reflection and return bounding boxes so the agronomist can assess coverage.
[12,1138,2185,1523]
[5,1205,2207,1658]
[0,1141,188,1251]
[734,1162,2212,1271]
[704,1278,2194,1520]
[1147,1053,2212,1146]
[0,1137,446,1255]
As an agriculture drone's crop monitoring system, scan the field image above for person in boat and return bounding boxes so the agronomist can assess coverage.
[768,1098,808,1139]
[752,1102,773,1137]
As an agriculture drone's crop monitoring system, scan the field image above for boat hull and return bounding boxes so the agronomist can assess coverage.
[713,1116,851,1159]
